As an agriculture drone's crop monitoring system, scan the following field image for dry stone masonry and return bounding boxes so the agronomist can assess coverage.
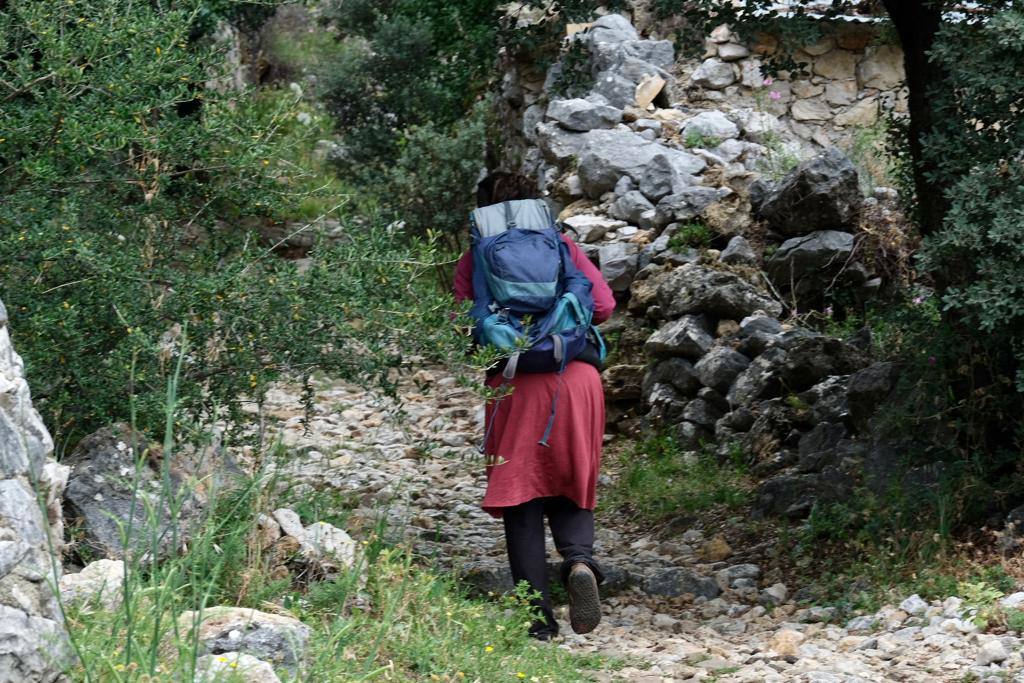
[0,298,73,682]
[489,10,915,520]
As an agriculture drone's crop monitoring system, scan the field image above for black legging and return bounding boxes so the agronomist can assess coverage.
[502,496,605,635]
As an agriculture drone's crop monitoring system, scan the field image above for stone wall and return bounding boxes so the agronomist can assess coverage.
[495,10,906,190]
[682,21,906,152]
[0,298,72,682]
[490,12,914,521]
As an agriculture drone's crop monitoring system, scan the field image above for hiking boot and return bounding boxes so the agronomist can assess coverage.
[567,562,601,634]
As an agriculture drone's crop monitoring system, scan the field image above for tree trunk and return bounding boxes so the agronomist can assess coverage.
[881,0,948,237]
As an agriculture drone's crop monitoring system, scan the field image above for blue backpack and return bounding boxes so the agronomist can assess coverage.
[469,199,607,446]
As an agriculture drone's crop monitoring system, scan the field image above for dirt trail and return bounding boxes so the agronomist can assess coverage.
[253,370,1023,683]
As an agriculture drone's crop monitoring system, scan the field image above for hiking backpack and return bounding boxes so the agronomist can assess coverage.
[468,199,606,380]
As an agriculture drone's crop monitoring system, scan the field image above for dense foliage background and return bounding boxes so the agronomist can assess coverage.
[0,0,462,446]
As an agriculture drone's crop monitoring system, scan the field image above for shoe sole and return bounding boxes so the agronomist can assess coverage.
[568,568,601,634]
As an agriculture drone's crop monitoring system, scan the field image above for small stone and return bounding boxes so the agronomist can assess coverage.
[899,594,929,616]
[977,639,1009,666]
[700,535,732,561]
[718,43,750,61]
[761,583,788,606]
[769,629,805,657]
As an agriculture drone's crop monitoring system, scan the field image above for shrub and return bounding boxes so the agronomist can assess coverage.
[0,1,464,445]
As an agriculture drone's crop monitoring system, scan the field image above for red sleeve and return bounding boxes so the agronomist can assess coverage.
[562,234,616,323]
[453,250,474,302]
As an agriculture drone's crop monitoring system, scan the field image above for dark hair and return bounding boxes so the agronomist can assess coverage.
[476,172,539,207]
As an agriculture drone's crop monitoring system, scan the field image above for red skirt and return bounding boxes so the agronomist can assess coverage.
[481,361,604,517]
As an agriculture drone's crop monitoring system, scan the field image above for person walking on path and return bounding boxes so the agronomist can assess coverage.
[453,172,616,640]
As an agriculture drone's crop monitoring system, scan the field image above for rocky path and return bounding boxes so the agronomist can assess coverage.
[255,371,1024,683]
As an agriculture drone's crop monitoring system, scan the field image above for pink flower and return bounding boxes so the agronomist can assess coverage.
[912,295,925,305]
[769,90,781,101]
[927,356,937,366]
[824,305,834,317]
[762,76,774,86]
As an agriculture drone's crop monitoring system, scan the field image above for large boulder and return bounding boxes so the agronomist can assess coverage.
[656,186,727,222]
[756,148,862,236]
[643,567,721,599]
[577,129,705,199]
[547,97,622,132]
[536,122,587,164]
[765,230,857,292]
[171,607,311,672]
[681,111,739,141]
[727,336,868,406]
[694,347,751,393]
[690,58,737,89]
[587,13,638,45]
[62,424,205,560]
[645,315,714,359]
[643,358,702,397]
[656,263,783,320]
[577,129,660,197]
[0,298,74,682]
[598,242,640,292]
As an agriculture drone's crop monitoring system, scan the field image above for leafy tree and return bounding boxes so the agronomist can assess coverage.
[0,0,462,446]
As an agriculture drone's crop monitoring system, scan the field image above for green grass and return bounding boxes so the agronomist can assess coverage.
[666,222,713,251]
[59,368,622,681]
[682,129,722,149]
[606,436,752,523]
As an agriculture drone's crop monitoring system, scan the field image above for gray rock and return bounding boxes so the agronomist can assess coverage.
[797,422,847,473]
[643,358,702,397]
[196,652,282,683]
[1001,592,1024,609]
[682,111,739,140]
[578,129,661,197]
[977,639,1008,666]
[645,315,714,359]
[766,230,855,290]
[178,606,311,672]
[735,110,785,145]
[640,150,707,202]
[657,263,783,320]
[800,375,850,424]
[740,314,783,336]
[719,408,756,433]
[536,122,587,164]
[598,242,639,292]
[718,43,750,61]
[675,420,712,449]
[720,236,757,265]
[694,347,751,393]
[847,362,900,432]
[609,191,658,229]
[656,186,728,222]
[682,398,724,429]
[0,300,73,682]
[761,583,789,605]
[0,606,74,683]
[63,424,204,560]
[691,58,737,89]
[587,13,638,45]
[716,563,761,590]
[590,71,641,109]
[899,594,929,616]
[643,567,721,599]
[562,214,626,243]
[757,148,862,236]
[592,39,675,73]
[846,615,879,632]
[634,119,662,136]
[547,98,622,132]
